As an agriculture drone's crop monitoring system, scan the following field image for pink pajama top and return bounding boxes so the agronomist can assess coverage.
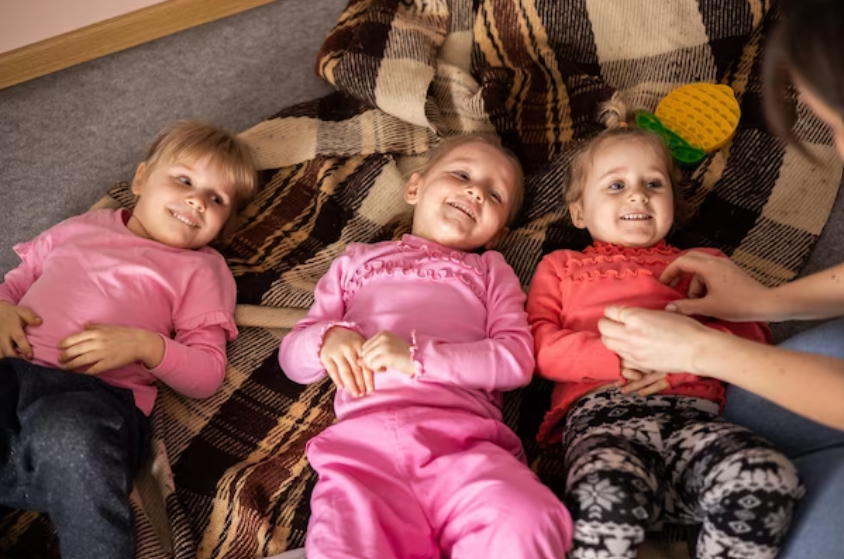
[0,209,238,415]
[278,235,535,422]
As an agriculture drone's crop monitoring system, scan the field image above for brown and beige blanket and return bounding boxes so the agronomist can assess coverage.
[3,0,843,557]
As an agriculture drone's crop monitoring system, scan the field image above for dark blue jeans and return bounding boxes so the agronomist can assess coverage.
[724,318,844,559]
[0,358,150,559]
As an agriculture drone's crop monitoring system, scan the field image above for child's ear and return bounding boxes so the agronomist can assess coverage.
[404,173,422,205]
[131,163,147,196]
[484,227,509,250]
[568,201,586,229]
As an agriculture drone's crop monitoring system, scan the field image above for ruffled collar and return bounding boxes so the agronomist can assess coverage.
[398,234,469,256]
[583,240,677,256]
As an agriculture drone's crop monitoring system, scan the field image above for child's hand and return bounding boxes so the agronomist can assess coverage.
[618,367,670,396]
[360,331,415,376]
[320,326,373,397]
[0,301,42,359]
[58,324,164,375]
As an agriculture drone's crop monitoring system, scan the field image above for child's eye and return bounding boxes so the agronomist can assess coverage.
[451,171,469,180]
[177,175,192,186]
[211,195,224,205]
[646,180,663,189]
[608,182,624,191]
[490,191,502,202]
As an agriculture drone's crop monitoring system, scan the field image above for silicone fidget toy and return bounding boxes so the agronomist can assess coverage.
[634,111,707,166]
[655,83,741,153]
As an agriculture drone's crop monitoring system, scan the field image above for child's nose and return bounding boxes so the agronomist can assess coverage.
[466,185,484,201]
[628,186,649,203]
[186,195,206,212]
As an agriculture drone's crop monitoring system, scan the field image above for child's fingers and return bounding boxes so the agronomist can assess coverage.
[347,348,363,377]
[360,366,375,394]
[334,359,356,394]
[359,337,382,365]
[56,329,95,350]
[324,360,343,390]
[638,379,670,397]
[619,376,655,395]
[11,330,33,359]
[620,368,644,381]
[335,359,361,397]
[348,357,368,395]
[360,331,386,354]
[0,336,17,358]
[60,352,99,371]
[16,306,42,326]
[345,356,369,396]
[85,361,111,375]
[620,373,668,395]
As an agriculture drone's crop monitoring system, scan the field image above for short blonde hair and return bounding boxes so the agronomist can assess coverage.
[415,134,526,224]
[565,98,689,222]
[143,121,258,214]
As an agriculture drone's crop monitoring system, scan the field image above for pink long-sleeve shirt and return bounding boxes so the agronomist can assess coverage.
[0,209,238,415]
[278,235,535,422]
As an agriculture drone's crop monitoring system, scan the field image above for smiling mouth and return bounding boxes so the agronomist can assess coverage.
[171,211,199,228]
[621,213,651,221]
[447,202,476,221]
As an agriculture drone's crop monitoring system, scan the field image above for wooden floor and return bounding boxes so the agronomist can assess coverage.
[0,0,280,90]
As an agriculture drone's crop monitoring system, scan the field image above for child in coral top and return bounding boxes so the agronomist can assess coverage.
[526,100,803,559]
[0,121,257,559]
[279,135,572,559]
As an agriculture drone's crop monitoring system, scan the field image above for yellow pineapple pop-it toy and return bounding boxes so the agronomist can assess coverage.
[656,83,741,152]
[634,83,741,166]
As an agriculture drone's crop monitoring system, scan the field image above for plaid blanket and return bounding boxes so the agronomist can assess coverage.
[3,0,843,557]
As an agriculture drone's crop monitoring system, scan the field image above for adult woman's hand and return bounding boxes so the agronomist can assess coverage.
[660,251,773,321]
[598,306,723,374]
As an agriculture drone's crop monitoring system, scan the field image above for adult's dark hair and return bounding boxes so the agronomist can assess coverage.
[764,1,844,148]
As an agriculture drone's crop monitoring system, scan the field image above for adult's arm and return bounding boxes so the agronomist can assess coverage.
[598,306,844,429]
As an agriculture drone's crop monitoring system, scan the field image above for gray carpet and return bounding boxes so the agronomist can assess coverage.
[0,0,344,274]
[1,0,842,341]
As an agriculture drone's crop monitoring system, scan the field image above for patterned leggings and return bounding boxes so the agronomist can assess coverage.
[562,391,804,559]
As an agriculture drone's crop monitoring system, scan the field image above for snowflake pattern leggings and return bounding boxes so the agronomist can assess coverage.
[561,391,804,559]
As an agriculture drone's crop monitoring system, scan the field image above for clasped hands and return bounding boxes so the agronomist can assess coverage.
[319,326,415,397]
[0,301,164,374]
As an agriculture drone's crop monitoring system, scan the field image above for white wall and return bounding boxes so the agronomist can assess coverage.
[0,0,168,54]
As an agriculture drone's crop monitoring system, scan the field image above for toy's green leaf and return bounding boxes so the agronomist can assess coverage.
[633,111,706,166]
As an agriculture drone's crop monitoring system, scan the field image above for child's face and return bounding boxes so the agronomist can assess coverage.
[404,141,518,252]
[570,138,674,248]
[127,155,236,249]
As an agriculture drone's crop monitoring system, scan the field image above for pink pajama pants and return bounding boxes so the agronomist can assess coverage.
[304,406,572,559]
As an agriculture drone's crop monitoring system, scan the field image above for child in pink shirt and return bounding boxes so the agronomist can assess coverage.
[279,135,573,559]
[0,121,257,559]
[527,100,803,559]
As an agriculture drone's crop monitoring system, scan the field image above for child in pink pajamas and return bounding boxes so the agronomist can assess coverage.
[279,135,573,559]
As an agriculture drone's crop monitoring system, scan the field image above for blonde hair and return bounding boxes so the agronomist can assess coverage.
[415,134,526,224]
[142,121,258,215]
[565,97,688,221]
